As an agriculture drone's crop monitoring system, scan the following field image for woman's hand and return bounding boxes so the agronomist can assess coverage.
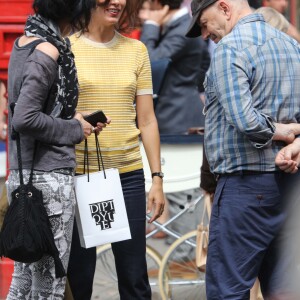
[74,112,94,139]
[94,116,111,134]
[78,111,111,136]
[146,178,164,223]
[75,112,111,138]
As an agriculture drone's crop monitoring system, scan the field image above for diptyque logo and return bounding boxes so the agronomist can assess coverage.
[89,200,115,230]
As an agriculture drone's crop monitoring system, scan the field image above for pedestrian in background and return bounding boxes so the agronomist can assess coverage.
[262,0,287,14]
[124,0,151,40]
[256,6,300,42]
[186,0,300,298]
[140,0,210,239]
[262,0,300,42]
[141,0,207,135]
[67,0,165,299]
[5,0,96,298]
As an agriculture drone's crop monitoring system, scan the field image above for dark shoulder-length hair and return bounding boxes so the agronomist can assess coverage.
[118,0,143,33]
[32,0,92,32]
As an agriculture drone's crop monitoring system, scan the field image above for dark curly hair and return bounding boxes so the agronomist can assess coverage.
[32,0,92,31]
[159,0,183,9]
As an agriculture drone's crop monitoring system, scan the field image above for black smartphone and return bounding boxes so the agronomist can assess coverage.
[84,110,107,127]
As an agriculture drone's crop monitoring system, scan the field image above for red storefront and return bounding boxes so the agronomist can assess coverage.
[0,0,32,82]
[0,1,32,298]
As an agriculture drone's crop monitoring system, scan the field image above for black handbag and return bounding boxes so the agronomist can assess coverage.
[0,41,66,278]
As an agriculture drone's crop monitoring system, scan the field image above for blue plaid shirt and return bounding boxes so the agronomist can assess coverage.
[204,14,300,174]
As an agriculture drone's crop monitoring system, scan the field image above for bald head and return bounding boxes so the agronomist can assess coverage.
[186,0,252,39]
[193,0,252,42]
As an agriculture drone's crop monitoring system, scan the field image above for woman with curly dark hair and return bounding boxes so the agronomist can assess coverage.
[5,0,101,298]
[67,0,165,299]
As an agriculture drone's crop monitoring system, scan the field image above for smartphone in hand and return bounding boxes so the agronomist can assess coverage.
[84,110,107,127]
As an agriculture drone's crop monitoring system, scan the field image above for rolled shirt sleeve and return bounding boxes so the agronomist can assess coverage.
[211,44,275,148]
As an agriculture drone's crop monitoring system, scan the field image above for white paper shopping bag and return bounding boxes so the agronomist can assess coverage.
[74,168,131,248]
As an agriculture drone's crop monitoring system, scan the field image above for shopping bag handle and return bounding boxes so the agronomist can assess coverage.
[95,133,106,177]
[83,133,106,182]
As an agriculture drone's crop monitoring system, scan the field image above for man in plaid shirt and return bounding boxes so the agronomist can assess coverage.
[186,0,300,299]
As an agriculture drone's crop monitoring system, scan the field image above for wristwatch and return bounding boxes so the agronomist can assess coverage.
[151,172,164,179]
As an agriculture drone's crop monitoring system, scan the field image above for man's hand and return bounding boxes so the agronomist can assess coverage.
[143,5,170,26]
[273,123,300,144]
[138,3,151,23]
[275,138,300,173]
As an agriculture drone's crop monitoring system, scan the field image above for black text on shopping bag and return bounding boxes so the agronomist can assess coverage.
[89,200,115,230]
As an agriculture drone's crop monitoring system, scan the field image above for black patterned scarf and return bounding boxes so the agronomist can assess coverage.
[24,14,78,119]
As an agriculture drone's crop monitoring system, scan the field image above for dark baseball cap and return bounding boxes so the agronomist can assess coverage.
[186,0,218,37]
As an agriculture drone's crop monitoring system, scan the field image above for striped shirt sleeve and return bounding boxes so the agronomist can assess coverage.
[136,42,153,96]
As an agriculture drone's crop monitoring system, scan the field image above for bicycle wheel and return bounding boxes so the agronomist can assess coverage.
[92,244,162,300]
[158,230,206,300]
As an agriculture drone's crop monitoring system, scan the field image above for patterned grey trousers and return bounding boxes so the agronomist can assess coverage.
[6,170,75,300]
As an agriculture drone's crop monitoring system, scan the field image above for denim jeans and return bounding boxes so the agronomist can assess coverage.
[68,169,151,300]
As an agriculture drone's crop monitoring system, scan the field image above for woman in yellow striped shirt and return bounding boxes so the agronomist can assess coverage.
[67,0,165,299]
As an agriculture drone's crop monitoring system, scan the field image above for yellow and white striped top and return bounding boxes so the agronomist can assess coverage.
[70,31,153,174]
